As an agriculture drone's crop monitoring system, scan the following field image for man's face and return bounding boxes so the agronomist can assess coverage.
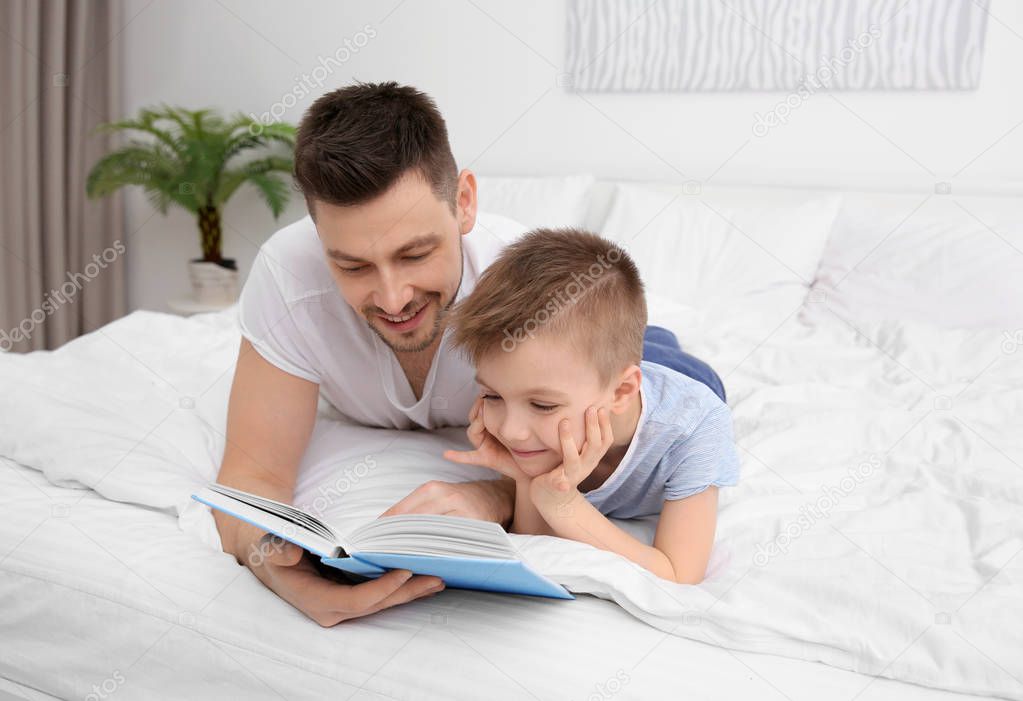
[475,334,617,477]
[314,171,476,353]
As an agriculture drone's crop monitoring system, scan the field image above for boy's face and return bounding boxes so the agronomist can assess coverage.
[314,170,477,354]
[475,334,619,477]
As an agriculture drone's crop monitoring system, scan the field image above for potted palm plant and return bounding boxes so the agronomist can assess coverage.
[86,106,296,304]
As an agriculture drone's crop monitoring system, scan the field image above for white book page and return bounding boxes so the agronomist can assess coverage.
[349,514,519,560]
[195,487,346,558]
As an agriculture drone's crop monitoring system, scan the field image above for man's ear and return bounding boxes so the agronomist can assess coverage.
[455,169,478,235]
[609,364,642,415]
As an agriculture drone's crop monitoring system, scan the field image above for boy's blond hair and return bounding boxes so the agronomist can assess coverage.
[449,227,647,384]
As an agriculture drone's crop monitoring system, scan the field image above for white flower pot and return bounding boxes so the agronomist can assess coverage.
[188,259,238,305]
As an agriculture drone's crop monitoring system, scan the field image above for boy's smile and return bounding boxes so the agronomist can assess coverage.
[508,447,550,459]
[475,333,642,477]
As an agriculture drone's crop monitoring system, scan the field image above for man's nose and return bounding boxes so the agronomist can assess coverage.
[375,270,414,315]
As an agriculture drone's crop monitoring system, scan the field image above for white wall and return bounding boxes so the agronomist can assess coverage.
[121,0,1023,311]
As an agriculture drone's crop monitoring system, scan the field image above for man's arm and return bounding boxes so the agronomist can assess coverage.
[214,339,444,625]
[383,397,518,527]
[214,339,318,541]
[380,476,516,529]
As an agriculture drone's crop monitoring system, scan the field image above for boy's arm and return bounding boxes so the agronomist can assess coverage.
[533,487,719,584]
[510,479,556,535]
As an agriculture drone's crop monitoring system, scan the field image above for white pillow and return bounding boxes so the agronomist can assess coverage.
[475,174,595,230]
[812,192,1023,329]
[600,183,842,314]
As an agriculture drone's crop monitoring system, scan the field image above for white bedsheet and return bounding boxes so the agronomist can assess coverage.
[1,305,1021,699]
[0,459,997,701]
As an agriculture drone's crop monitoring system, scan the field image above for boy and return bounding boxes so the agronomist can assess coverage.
[444,228,740,584]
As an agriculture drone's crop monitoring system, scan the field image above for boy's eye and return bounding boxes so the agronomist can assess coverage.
[531,403,558,412]
[481,394,500,401]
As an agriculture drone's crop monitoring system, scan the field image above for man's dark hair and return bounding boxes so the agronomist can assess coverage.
[294,81,458,216]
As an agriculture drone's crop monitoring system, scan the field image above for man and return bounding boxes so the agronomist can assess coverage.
[215,82,725,626]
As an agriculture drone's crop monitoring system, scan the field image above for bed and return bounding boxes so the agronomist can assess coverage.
[1,176,1020,700]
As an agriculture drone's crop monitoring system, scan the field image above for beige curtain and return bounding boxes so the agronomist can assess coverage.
[0,0,126,353]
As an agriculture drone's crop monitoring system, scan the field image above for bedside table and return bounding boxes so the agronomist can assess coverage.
[167,297,237,316]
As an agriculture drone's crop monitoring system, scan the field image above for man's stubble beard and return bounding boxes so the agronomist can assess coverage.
[366,240,464,355]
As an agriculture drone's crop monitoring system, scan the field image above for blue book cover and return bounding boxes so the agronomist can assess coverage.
[321,553,573,599]
[193,484,574,601]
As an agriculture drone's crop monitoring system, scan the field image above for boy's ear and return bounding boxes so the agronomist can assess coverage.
[609,364,642,414]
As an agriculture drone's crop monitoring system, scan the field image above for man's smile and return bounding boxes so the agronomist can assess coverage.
[376,299,431,332]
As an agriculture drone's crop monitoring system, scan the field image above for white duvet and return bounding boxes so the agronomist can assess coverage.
[1,302,1020,699]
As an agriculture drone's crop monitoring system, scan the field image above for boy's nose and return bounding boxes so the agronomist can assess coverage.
[498,414,531,443]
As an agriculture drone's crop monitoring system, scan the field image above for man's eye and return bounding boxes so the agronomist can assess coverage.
[404,252,429,262]
[531,403,558,412]
[335,263,368,274]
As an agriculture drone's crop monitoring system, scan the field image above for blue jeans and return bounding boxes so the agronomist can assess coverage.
[641,326,726,402]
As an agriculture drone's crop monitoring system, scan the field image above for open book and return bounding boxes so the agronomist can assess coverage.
[193,483,573,600]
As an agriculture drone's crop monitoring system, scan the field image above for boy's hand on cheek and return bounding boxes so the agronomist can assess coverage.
[531,406,613,510]
[444,396,530,482]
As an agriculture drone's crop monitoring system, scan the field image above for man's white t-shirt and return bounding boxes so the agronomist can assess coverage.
[237,212,525,430]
